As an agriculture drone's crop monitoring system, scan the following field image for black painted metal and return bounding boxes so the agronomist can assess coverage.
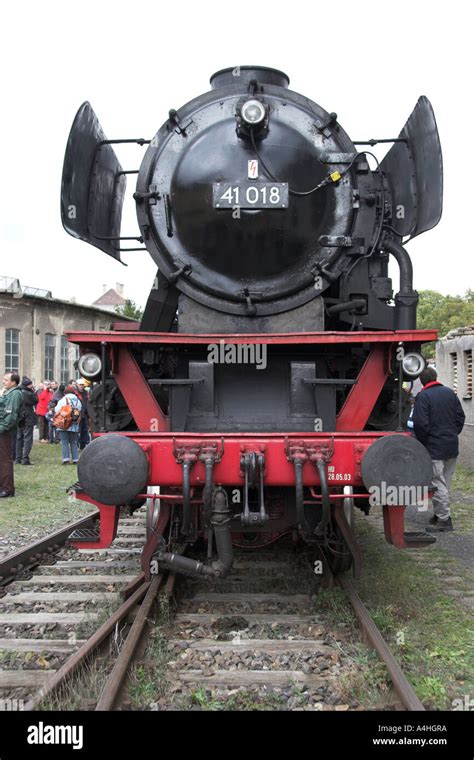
[135,71,379,318]
[361,434,433,504]
[78,434,149,505]
[61,102,127,260]
[62,71,443,335]
[380,96,443,238]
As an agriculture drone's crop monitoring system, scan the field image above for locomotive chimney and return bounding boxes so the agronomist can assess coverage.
[210,65,290,90]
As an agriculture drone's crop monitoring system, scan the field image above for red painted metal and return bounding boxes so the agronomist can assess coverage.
[135,492,199,502]
[113,347,169,431]
[70,494,120,549]
[382,505,407,548]
[65,329,438,346]
[308,490,371,501]
[65,328,434,554]
[111,431,394,487]
[336,343,391,431]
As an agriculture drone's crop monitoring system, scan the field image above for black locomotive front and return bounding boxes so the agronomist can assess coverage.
[60,66,443,573]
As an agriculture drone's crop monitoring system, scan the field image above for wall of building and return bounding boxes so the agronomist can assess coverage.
[0,293,116,384]
[436,330,474,468]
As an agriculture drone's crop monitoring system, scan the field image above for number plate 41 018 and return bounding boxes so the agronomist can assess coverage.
[213,182,288,209]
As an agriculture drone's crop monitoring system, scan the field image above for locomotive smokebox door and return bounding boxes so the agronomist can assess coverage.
[61,102,126,261]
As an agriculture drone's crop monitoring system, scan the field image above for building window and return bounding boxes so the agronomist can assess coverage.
[60,336,69,384]
[44,334,56,381]
[450,352,458,395]
[5,328,20,373]
[464,350,473,400]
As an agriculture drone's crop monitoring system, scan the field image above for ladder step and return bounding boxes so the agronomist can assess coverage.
[404,532,436,545]
[67,528,100,543]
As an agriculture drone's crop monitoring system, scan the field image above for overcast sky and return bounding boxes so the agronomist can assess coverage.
[1,0,472,309]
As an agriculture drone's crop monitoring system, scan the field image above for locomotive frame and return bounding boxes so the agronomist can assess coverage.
[67,327,438,578]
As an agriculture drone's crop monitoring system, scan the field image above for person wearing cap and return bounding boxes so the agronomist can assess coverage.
[15,377,38,465]
[0,373,23,497]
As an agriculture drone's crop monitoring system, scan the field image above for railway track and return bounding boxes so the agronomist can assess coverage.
[0,509,147,707]
[0,529,424,711]
[126,545,424,712]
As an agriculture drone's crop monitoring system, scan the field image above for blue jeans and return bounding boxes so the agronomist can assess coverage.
[59,431,79,462]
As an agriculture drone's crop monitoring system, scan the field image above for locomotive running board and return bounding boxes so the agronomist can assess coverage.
[382,505,436,548]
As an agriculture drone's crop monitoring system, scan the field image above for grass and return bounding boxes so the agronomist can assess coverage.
[337,517,474,709]
[449,465,474,531]
[452,466,474,495]
[127,609,174,710]
[181,687,287,711]
[0,443,95,534]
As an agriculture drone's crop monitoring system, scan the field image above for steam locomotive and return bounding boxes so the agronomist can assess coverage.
[61,66,443,577]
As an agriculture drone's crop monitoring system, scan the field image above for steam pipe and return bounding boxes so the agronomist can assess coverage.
[326,298,366,315]
[209,488,233,578]
[181,460,192,535]
[383,239,418,330]
[202,458,214,526]
[314,459,331,536]
[158,488,233,578]
[293,458,310,534]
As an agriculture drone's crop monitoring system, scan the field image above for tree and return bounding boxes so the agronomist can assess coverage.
[115,299,143,321]
[417,290,474,357]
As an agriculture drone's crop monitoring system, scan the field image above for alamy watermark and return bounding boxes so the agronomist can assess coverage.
[0,698,24,711]
[368,483,430,509]
[207,339,267,370]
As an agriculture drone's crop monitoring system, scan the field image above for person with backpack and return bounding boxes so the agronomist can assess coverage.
[15,377,38,465]
[53,385,82,464]
[0,373,24,497]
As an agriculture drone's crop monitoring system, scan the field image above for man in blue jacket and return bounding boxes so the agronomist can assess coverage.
[413,367,466,532]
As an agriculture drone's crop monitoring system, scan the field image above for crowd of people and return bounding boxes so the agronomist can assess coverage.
[0,372,91,498]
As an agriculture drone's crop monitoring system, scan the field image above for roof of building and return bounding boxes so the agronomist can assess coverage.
[93,288,126,307]
[443,325,474,340]
[0,276,136,322]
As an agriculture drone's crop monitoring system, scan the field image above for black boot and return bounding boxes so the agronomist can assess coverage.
[426,517,454,533]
